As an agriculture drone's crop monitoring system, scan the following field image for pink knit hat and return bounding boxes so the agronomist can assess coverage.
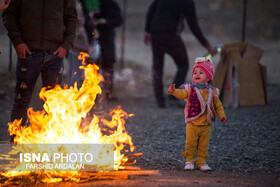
[192,57,214,80]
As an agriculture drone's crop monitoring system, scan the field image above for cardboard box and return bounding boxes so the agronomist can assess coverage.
[242,43,264,64]
[213,42,267,107]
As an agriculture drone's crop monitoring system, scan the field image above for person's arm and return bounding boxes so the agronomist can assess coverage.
[105,1,122,28]
[2,0,31,59]
[168,84,188,99]
[183,0,217,55]
[95,1,122,28]
[2,0,23,47]
[172,89,188,99]
[144,0,157,33]
[183,0,216,55]
[215,97,227,124]
[60,0,77,51]
[144,0,157,45]
[183,0,208,46]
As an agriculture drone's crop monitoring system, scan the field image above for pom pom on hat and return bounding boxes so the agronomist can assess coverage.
[192,57,214,80]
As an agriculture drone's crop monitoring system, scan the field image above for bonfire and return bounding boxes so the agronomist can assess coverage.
[0,52,139,184]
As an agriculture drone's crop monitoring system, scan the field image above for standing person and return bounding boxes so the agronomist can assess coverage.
[2,0,77,125]
[94,0,122,100]
[144,0,216,108]
[0,0,11,142]
[168,57,226,171]
[78,0,101,67]
[65,0,90,88]
[78,0,99,44]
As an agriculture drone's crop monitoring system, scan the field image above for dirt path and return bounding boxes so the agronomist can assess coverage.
[40,170,278,187]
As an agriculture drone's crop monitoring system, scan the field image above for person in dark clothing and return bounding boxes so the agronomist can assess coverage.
[94,0,122,100]
[3,0,77,125]
[78,0,99,44]
[144,0,216,108]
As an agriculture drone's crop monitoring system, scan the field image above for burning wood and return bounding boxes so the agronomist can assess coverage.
[123,153,143,159]
[0,53,158,185]
[0,169,158,185]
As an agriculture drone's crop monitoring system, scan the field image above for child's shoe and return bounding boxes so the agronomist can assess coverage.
[184,162,194,170]
[199,164,212,171]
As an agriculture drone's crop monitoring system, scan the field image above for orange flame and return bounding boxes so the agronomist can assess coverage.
[1,53,135,183]
[78,52,89,66]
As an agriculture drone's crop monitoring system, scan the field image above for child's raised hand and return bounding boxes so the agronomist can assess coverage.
[168,84,176,94]
[221,117,227,124]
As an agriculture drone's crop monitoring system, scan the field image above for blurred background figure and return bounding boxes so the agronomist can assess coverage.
[0,0,10,120]
[65,0,101,88]
[144,0,216,108]
[0,1,10,76]
[79,0,99,44]
[78,0,101,60]
[64,0,91,88]
[0,0,10,51]
[94,0,122,101]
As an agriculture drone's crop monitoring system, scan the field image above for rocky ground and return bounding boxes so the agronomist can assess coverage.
[114,67,280,175]
[0,67,279,186]
[89,67,280,187]
[0,0,279,185]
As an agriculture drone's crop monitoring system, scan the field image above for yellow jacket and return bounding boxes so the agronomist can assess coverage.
[171,87,226,125]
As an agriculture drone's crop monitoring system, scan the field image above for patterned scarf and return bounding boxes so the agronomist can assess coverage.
[179,83,211,89]
[191,83,210,88]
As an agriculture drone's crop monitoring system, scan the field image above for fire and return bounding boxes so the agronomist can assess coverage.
[0,53,135,184]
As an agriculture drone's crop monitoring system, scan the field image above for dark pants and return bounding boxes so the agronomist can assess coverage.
[151,33,189,105]
[11,50,64,124]
[99,29,116,98]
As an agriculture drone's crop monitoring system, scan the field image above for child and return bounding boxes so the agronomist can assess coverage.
[168,57,226,171]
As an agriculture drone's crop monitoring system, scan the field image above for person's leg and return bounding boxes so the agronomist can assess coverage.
[185,123,198,163]
[196,125,212,168]
[41,51,64,89]
[151,39,165,107]
[66,50,84,88]
[99,31,117,100]
[102,64,115,100]
[100,47,115,100]
[166,35,189,102]
[11,53,43,125]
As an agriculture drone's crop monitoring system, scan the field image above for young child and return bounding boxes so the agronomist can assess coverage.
[168,57,226,171]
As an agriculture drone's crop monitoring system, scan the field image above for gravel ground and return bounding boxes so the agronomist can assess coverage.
[110,69,280,176]
[0,65,279,186]
[0,0,279,185]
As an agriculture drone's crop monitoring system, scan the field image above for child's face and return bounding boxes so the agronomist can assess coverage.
[192,67,208,84]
